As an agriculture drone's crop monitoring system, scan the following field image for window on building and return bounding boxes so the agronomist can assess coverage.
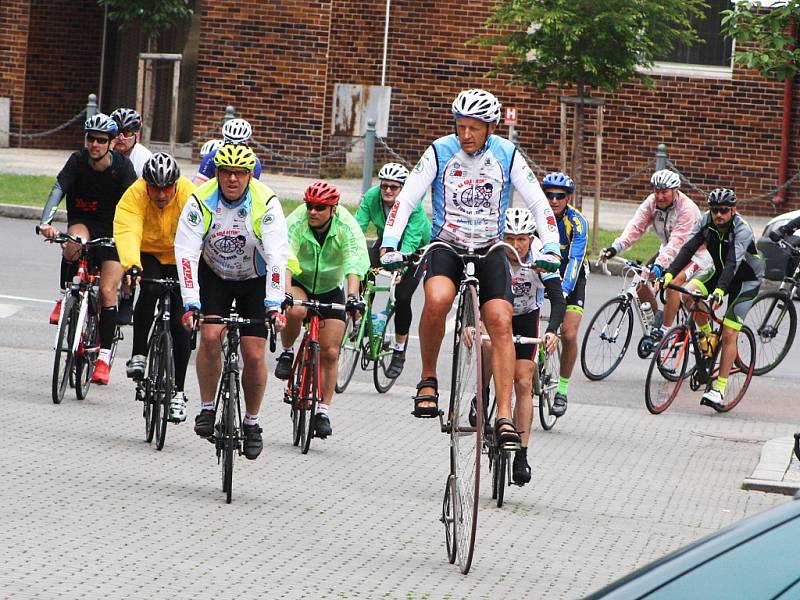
[655,0,733,67]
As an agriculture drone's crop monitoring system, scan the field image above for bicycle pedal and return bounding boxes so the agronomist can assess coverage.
[501,441,522,451]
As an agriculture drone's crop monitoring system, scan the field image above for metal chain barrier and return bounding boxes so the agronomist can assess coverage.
[0,109,86,139]
[248,135,364,165]
[375,137,414,169]
[513,145,548,177]
[581,159,656,195]
[665,158,708,198]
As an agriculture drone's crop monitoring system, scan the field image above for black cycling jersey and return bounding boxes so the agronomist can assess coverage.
[42,149,136,226]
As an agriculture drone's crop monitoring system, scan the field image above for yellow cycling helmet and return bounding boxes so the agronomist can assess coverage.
[213,143,256,171]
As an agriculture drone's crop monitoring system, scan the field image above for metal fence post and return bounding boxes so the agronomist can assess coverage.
[510,130,519,206]
[656,143,667,171]
[86,93,98,119]
[224,106,236,123]
[362,119,376,195]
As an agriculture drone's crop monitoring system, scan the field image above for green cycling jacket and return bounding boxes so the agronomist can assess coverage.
[354,185,430,253]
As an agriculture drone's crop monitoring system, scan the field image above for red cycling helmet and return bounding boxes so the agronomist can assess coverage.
[304,181,340,206]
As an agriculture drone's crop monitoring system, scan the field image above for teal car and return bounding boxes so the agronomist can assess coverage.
[585,494,800,599]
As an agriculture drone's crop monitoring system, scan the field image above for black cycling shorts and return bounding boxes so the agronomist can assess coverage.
[512,310,540,361]
[67,219,119,264]
[198,258,268,338]
[293,283,346,322]
[424,245,513,306]
[564,266,587,314]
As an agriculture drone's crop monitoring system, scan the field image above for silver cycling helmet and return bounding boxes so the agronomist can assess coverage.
[505,207,536,235]
[142,152,180,187]
[650,169,681,190]
[84,113,118,136]
[200,139,224,160]
[222,118,253,144]
[110,108,142,133]
[451,89,502,124]
[377,162,409,184]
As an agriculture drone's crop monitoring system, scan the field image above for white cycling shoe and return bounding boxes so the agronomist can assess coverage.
[168,391,188,423]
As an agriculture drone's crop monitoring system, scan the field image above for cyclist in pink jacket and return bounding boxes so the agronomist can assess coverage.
[601,170,713,340]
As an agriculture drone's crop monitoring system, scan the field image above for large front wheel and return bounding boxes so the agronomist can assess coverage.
[75,308,99,400]
[301,343,320,455]
[52,295,78,404]
[744,291,797,376]
[448,283,482,575]
[154,331,175,451]
[580,297,634,381]
[221,372,238,504]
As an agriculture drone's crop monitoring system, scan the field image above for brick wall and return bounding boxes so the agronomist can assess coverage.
[0,1,31,138]
[20,0,104,150]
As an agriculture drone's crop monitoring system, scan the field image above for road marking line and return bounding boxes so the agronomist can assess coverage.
[0,303,20,318]
[0,294,51,304]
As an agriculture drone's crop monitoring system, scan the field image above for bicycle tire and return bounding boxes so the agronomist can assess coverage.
[336,313,363,393]
[495,449,507,508]
[222,371,237,504]
[374,306,402,393]
[441,475,457,564]
[301,342,320,455]
[52,295,78,404]
[744,290,797,376]
[538,345,560,431]
[580,297,634,381]
[644,325,691,414]
[711,325,756,413]
[290,343,305,448]
[154,330,175,451]
[143,332,161,443]
[448,282,482,575]
[75,308,99,400]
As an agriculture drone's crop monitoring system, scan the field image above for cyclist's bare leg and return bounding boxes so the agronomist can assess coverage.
[99,259,124,308]
[717,325,738,380]
[319,318,345,405]
[64,223,89,262]
[559,311,582,379]
[663,270,689,328]
[636,281,658,313]
[417,276,457,405]
[512,359,535,447]
[280,284,309,349]
[482,298,514,421]
[196,321,225,405]
[241,336,267,415]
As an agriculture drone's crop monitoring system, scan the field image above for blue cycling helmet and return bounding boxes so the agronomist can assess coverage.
[542,172,574,193]
[84,113,118,136]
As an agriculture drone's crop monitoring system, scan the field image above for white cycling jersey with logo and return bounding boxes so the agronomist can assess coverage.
[510,238,561,316]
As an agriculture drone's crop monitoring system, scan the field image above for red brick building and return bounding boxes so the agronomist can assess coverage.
[3,0,797,216]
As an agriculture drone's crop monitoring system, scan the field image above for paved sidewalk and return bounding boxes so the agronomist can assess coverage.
[743,435,800,496]
[0,148,773,232]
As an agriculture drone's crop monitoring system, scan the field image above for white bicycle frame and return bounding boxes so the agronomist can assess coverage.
[598,258,655,338]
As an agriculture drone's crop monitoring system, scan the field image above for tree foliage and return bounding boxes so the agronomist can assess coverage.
[98,0,192,41]
[479,0,708,92]
[722,1,800,81]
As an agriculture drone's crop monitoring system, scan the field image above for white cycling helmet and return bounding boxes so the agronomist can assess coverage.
[650,169,681,190]
[505,207,536,235]
[451,89,502,124]
[377,162,409,184]
[200,139,224,160]
[222,118,253,144]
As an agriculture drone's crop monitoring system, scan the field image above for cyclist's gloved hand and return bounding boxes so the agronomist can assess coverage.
[535,253,561,273]
[181,307,199,331]
[650,264,664,280]
[543,331,559,354]
[710,287,725,308]
[126,266,141,287]
[266,309,287,333]
[600,246,617,260]
[380,250,405,266]
[662,272,674,288]
[281,292,294,310]
[346,294,365,316]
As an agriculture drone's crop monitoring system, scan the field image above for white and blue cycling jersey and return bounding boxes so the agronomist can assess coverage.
[382,134,559,256]
[510,240,560,316]
[194,148,263,183]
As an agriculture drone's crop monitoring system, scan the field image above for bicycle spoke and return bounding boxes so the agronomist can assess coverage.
[744,291,796,375]
[580,298,633,381]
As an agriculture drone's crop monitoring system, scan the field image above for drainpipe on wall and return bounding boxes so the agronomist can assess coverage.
[774,18,798,207]
[381,0,391,86]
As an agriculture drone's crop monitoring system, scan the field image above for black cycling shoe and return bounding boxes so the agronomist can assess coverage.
[116,296,134,326]
[385,349,406,379]
[512,449,531,485]
[275,350,294,380]
[242,424,263,460]
[550,393,568,417]
[194,409,216,438]
[314,412,332,438]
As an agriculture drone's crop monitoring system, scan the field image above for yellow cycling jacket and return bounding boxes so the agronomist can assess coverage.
[113,176,196,270]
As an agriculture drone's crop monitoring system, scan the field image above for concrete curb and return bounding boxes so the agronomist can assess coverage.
[741,435,800,496]
[0,203,66,223]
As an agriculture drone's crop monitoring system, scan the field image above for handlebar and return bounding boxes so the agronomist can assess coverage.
[380,239,553,272]
[191,313,278,353]
[282,297,347,312]
[36,225,115,248]
[776,236,800,257]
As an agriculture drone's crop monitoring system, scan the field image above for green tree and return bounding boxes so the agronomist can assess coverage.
[722,1,800,81]
[98,0,192,45]
[480,0,707,206]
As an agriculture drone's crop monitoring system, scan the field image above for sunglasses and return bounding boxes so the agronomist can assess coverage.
[217,167,250,178]
[86,134,111,145]
[380,183,402,191]
[545,191,567,200]
[710,206,732,215]
[117,130,137,139]
[147,183,176,193]
[306,203,331,212]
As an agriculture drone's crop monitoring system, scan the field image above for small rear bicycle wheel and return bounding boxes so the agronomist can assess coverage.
[374,306,402,393]
[538,344,561,431]
[644,325,690,414]
[154,331,175,451]
[301,343,320,455]
[580,297,634,381]
[744,291,797,376]
[52,295,78,404]
[448,282,482,575]
[75,308,99,400]
[336,313,363,393]
[711,325,756,412]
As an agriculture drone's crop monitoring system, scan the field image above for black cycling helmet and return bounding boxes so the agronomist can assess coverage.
[707,187,736,206]
[143,153,180,187]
